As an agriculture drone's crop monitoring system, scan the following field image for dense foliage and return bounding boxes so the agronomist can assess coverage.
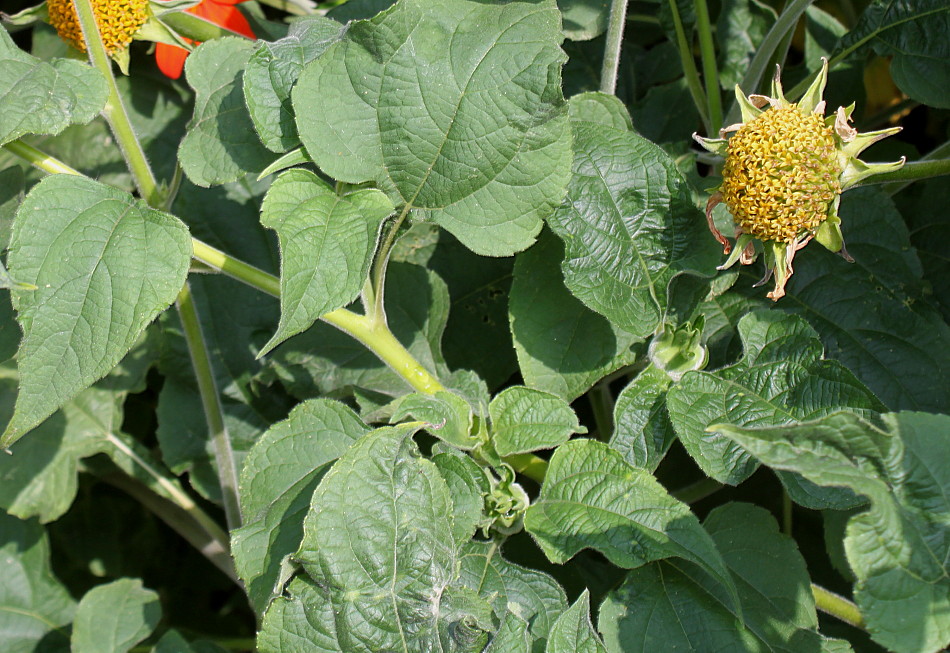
[1,0,948,652]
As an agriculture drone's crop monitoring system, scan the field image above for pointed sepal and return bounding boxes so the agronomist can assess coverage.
[798,58,829,115]
[840,156,905,189]
[814,202,844,253]
[735,85,765,123]
[717,233,756,270]
[693,132,729,157]
[769,65,787,105]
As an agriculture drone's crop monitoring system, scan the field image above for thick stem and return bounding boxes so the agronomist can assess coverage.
[73,0,162,207]
[874,157,950,195]
[600,0,630,95]
[176,282,242,531]
[693,0,722,132]
[812,584,865,629]
[3,140,81,175]
[666,0,710,133]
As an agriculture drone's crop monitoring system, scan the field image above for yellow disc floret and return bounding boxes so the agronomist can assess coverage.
[720,105,841,244]
[47,0,149,55]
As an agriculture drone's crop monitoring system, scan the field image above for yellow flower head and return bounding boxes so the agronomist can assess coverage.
[694,60,905,300]
[47,0,149,55]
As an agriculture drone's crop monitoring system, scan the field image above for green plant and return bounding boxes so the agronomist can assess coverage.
[1,0,948,652]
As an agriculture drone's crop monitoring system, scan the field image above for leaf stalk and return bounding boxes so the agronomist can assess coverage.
[812,583,865,629]
[600,0,630,95]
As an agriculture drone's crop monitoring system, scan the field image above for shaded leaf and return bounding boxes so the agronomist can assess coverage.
[0,512,74,653]
[524,439,739,611]
[71,578,161,653]
[716,0,775,90]
[3,175,190,447]
[232,398,369,614]
[293,0,572,256]
[558,0,609,41]
[545,590,606,653]
[599,503,828,652]
[715,412,950,653]
[509,230,641,402]
[179,37,273,186]
[609,364,675,471]
[432,450,489,546]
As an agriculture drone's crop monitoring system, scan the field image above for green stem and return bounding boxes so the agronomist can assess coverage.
[875,152,950,195]
[666,0,710,133]
[190,238,281,297]
[725,0,814,126]
[176,282,242,531]
[600,0,630,95]
[505,453,548,485]
[588,381,615,442]
[693,0,722,132]
[671,476,723,503]
[73,0,162,207]
[812,583,865,629]
[159,10,253,42]
[2,140,81,175]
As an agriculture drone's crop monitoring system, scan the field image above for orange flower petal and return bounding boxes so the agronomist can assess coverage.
[154,0,255,79]
[156,42,189,80]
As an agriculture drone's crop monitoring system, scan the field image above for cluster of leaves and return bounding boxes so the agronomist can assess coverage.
[1,0,949,652]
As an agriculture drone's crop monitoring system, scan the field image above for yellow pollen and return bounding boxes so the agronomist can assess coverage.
[721,105,841,243]
[47,0,149,55]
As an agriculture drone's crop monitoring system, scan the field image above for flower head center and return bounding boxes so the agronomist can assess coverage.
[47,0,149,55]
[721,105,841,243]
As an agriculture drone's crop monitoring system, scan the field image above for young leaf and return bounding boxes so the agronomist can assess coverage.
[244,16,344,152]
[666,310,884,486]
[178,37,274,186]
[609,364,675,471]
[390,390,478,449]
[458,540,568,645]
[489,386,585,456]
[524,439,740,613]
[432,451,490,546]
[232,398,369,614]
[781,188,950,413]
[292,0,573,256]
[509,230,641,401]
[599,503,830,652]
[715,412,950,653]
[259,169,393,354]
[484,612,531,653]
[2,175,191,448]
[0,512,75,652]
[71,578,161,653]
[546,590,607,653]
[283,424,491,650]
[0,26,107,146]
[547,94,719,338]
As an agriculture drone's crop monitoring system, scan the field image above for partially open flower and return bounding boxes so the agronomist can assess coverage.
[47,0,150,55]
[694,60,905,300]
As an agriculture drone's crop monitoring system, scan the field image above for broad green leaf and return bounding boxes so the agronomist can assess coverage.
[599,503,829,652]
[666,310,884,486]
[71,578,161,653]
[0,165,23,250]
[547,95,718,338]
[257,576,344,653]
[432,450,490,546]
[268,262,450,400]
[0,338,155,522]
[715,412,950,653]
[393,225,517,390]
[558,0,609,41]
[259,169,393,354]
[0,512,75,653]
[835,0,950,108]
[244,16,344,152]
[898,179,950,319]
[152,630,230,653]
[458,540,568,645]
[293,0,573,256]
[546,590,606,653]
[509,230,641,401]
[2,175,191,447]
[232,398,369,614]
[716,0,776,90]
[485,612,530,653]
[609,364,675,471]
[285,424,491,650]
[390,390,477,449]
[179,37,274,186]
[524,439,739,612]
[0,26,107,146]
[781,188,950,413]
[489,386,585,456]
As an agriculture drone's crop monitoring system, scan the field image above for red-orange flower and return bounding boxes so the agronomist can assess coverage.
[155,0,255,79]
